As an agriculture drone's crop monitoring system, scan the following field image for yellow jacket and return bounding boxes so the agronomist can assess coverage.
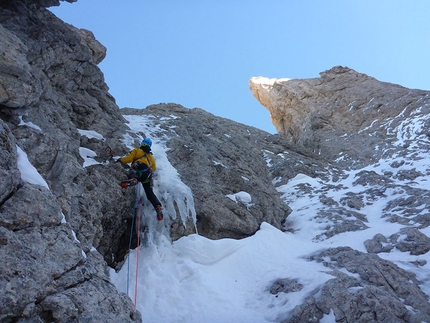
[119,147,157,171]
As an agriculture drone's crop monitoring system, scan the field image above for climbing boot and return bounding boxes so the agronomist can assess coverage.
[155,205,163,221]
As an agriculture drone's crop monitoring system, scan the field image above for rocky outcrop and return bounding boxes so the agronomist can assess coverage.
[281,247,430,323]
[250,67,430,168]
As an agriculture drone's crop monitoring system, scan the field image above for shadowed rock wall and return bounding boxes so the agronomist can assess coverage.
[0,1,141,321]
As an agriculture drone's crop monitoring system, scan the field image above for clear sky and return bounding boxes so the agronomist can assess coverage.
[50,1,430,134]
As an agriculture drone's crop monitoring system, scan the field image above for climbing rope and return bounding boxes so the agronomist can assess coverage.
[125,183,143,307]
[134,194,142,307]
[126,211,135,295]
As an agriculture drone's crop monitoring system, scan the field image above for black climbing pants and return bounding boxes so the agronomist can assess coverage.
[142,181,161,209]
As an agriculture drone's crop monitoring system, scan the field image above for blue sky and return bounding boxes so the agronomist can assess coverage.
[50,1,430,133]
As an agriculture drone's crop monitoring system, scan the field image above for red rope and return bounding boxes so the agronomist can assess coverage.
[134,202,141,307]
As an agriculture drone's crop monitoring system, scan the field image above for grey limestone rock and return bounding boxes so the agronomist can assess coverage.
[268,278,304,295]
[250,67,430,169]
[0,1,139,321]
[391,227,430,256]
[364,233,394,254]
[365,229,430,256]
[283,247,430,323]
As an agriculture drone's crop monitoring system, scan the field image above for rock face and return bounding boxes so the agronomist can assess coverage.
[284,247,430,323]
[0,1,140,322]
[250,67,430,168]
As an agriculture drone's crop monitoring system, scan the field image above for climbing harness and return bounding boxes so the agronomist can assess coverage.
[119,148,153,189]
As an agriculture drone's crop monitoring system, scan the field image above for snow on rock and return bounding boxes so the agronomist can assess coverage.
[16,145,49,189]
[79,147,101,167]
[77,128,105,140]
[226,191,253,208]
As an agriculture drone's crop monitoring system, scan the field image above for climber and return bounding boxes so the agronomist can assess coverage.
[117,138,163,221]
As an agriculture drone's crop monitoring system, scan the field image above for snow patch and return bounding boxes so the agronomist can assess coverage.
[78,128,104,140]
[226,191,253,208]
[16,145,49,189]
[79,147,101,167]
[18,116,42,131]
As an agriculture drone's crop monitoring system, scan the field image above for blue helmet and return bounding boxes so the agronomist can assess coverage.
[141,138,152,147]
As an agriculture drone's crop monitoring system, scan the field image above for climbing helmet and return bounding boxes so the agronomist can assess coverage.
[141,138,152,147]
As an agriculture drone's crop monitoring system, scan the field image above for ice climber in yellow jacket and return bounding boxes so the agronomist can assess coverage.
[118,138,163,221]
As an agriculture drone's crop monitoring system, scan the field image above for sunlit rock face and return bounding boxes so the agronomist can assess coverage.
[250,66,430,168]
